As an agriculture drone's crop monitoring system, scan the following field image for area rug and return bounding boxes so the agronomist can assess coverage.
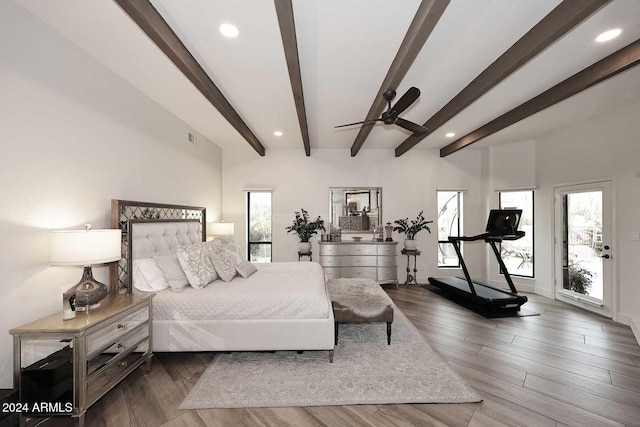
[180,308,482,408]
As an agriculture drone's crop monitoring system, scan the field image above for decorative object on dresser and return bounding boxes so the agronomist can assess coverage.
[10,293,153,427]
[385,222,394,242]
[393,210,433,250]
[319,241,398,287]
[285,208,325,254]
[50,225,122,312]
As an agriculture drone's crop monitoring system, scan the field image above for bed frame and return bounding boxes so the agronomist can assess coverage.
[110,199,335,361]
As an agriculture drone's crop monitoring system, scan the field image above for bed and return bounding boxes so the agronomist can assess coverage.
[110,199,335,361]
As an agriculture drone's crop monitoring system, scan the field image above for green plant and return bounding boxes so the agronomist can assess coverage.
[393,210,433,240]
[568,259,593,295]
[285,209,325,242]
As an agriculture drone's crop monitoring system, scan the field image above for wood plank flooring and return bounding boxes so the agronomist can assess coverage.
[47,286,640,426]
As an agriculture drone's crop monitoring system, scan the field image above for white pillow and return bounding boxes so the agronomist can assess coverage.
[176,243,218,289]
[152,253,189,292]
[235,260,258,278]
[132,258,170,292]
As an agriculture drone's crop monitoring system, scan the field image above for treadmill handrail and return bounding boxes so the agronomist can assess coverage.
[448,230,525,243]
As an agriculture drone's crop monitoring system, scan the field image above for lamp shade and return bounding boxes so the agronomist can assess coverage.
[209,222,234,236]
[51,228,122,266]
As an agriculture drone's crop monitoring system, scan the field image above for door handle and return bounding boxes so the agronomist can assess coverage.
[600,254,610,259]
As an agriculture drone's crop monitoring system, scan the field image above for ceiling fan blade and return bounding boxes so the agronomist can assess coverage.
[395,117,427,134]
[334,119,382,129]
[391,87,420,115]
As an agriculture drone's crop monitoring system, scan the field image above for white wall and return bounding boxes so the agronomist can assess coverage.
[222,147,484,283]
[533,100,640,324]
[0,2,222,388]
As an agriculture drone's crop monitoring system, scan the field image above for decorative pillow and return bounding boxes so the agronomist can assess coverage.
[132,258,170,292]
[207,240,237,282]
[235,260,258,278]
[209,237,244,265]
[152,253,189,292]
[176,243,218,289]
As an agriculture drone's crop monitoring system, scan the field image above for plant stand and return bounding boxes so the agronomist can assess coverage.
[401,249,421,285]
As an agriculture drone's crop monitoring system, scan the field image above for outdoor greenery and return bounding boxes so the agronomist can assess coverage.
[568,259,593,295]
[393,210,433,240]
[285,209,325,242]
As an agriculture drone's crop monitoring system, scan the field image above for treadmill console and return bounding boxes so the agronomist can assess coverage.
[485,209,522,236]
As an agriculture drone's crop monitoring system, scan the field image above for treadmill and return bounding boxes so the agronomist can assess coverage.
[428,209,528,314]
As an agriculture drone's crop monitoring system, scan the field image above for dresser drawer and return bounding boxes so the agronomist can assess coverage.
[319,255,340,267]
[87,324,149,376]
[377,267,397,281]
[377,256,397,267]
[86,340,149,404]
[341,256,377,267]
[340,245,376,256]
[340,267,377,280]
[319,244,339,256]
[377,245,397,256]
[323,267,341,280]
[87,305,149,355]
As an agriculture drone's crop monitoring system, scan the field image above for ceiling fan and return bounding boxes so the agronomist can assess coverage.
[334,87,427,133]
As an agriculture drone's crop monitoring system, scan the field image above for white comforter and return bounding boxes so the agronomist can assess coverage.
[152,262,330,321]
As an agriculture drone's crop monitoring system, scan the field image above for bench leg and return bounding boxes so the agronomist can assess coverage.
[335,322,339,345]
[387,322,392,345]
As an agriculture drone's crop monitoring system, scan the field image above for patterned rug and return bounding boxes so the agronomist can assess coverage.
[180,308,482,408]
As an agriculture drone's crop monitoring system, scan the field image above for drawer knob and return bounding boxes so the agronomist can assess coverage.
[117,324,127,330]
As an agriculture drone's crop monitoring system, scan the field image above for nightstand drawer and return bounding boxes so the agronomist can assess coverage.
[87,324,149,376]
[87,306,148,355]
[86,340,149,404]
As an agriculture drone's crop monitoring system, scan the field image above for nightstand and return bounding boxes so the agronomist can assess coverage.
[9,293,153,427]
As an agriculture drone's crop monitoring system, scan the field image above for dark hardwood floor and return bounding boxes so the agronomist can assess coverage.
[56,286,640,426]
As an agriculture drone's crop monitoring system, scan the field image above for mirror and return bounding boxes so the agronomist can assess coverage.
[329,187,382,233]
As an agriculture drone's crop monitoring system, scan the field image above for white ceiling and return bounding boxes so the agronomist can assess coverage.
[13,0,640,155]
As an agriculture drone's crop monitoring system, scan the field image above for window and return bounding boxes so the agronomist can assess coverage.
[247,191,272,262]
[437,191,463,267]
[498,190,534,277]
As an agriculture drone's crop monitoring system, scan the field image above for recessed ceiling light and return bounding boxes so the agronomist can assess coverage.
[595,28,622,43]
[445,132,456,138]
[219,23,239,38]
[274,131,283,137]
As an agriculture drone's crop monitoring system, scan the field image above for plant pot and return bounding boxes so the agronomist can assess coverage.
[404,239,417,251]
[298,241,312,254]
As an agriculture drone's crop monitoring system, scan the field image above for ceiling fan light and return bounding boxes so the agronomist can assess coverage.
[274,131,283,136]
[219,23,239,38]
[445,132,456,138]
[595,28,621,43]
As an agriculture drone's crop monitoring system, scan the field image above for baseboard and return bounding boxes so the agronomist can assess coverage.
[630,316,640,347]
[534,287,554,299]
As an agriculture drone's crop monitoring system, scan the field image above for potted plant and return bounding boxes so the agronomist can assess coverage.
[568,259,593,295]
[285,209,326,254]
[393,210,433,250]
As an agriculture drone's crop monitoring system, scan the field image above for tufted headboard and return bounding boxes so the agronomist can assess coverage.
[110,199,206,294]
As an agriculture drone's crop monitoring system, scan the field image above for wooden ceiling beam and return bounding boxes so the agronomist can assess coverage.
[114,0,266,156]
[350,0,450,157]
[274,0,311,156]
[395,0,611,157]
[440,39,640,157]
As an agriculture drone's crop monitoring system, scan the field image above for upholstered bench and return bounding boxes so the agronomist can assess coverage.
[327,278,394,345]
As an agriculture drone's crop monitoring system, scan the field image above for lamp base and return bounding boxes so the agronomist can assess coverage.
[69,266,109,311]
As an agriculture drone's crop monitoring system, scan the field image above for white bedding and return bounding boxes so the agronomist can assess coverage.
[152,262,330,321]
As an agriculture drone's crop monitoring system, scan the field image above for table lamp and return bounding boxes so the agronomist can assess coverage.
[209,222,235,236]
[50,225,122,311]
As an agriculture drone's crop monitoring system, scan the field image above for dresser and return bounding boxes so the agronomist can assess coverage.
[10,293,153,427]
[319,241,398,285]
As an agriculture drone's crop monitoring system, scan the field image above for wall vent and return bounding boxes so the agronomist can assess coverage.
[187,132,197,145]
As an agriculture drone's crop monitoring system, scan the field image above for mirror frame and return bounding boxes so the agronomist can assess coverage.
[329,187,382,233]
